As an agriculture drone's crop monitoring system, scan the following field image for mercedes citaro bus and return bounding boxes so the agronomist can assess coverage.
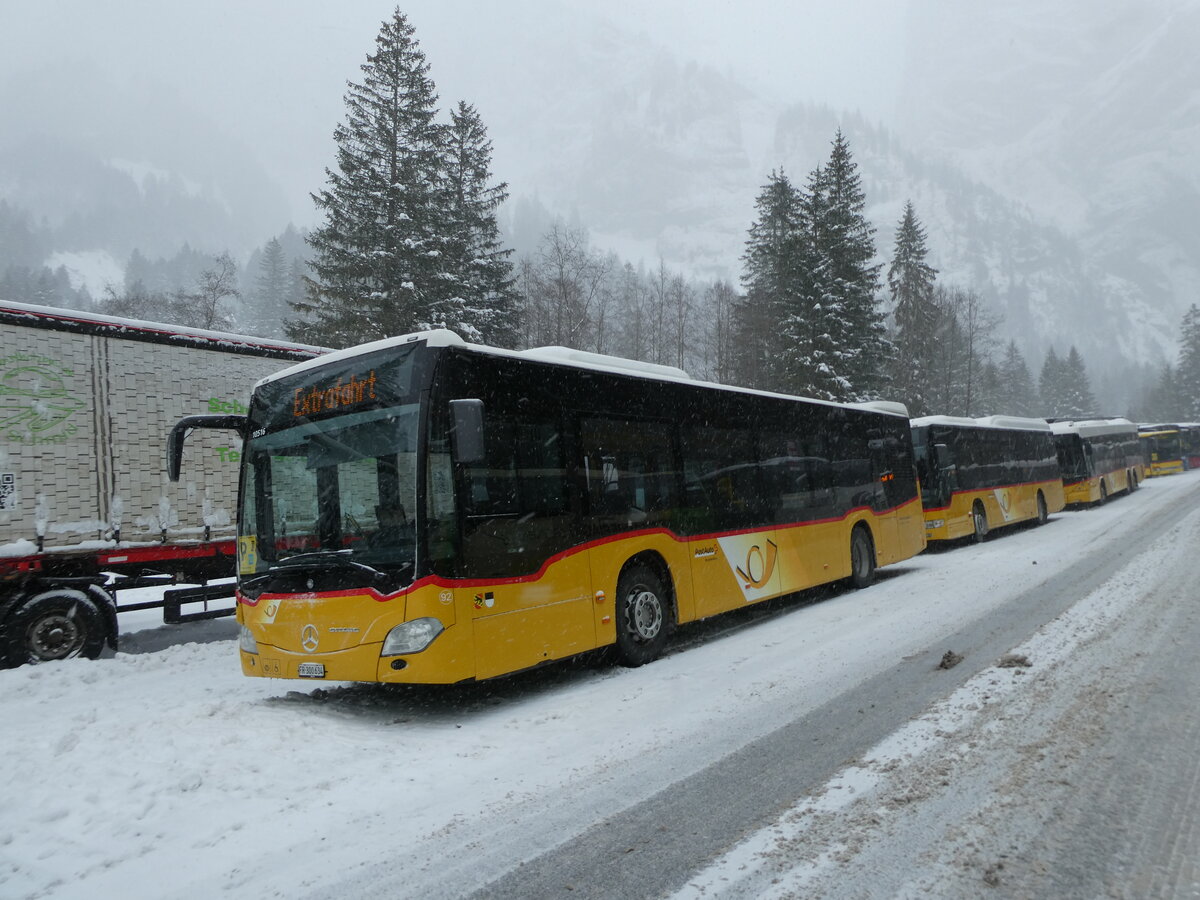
[911,415,1065,543]
[1050,418,1144,505]
[170,330,926,684]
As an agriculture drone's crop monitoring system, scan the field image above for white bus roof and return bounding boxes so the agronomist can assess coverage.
[1049,418,1137,439]
[911,414,1052,432]
[255,328,912,417]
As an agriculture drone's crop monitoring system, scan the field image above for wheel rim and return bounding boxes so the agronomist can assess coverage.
[27,612,84,661]
[627,587,663,641]
[852,535,870,579]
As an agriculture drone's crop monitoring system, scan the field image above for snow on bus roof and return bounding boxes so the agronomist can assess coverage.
[254,329,911,417]
[1049,418,1137,439]
[0,299,326,357]
[911,414,1052,432]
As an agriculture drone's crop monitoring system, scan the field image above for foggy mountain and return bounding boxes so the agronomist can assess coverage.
[1,3,1192,393]
[897,0,1200,366]
[476,12,1177,389]
[0,59,288,269]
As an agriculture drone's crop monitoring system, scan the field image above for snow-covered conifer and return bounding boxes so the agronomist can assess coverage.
[887,200,939,414]
[288,9,445,347]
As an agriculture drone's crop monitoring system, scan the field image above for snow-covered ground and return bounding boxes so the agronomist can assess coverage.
[2,472,1198,900]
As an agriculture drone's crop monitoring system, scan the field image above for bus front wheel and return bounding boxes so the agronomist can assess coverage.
[1035,492,1048,525]
[613,563,671,667]
[971,503,989,543]
[848,526,876,589]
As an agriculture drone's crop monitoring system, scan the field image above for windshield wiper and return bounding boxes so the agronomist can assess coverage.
[240,550,410,598]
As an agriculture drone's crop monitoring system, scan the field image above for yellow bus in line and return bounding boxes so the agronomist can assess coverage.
[1137,424,1185,476]
[911,415,1066,543]
[1050,418,1144,505]
[170,330,926,684]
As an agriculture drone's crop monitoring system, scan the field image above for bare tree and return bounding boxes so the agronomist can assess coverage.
[701,279,739,384]
[929,285,1002,415]
[171,253,240,331]
[516,224,610,349]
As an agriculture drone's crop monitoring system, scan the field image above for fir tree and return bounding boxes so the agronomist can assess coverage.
[1039,347,1067,418]
[995,341,1037,416]
[436,100,517,347]
[804,130,890,400]
[975,359,1003,415]
[737,169,806,392]
[1178,304,1200,418]
[289,8,444,347]
[887,200,939,414]
[249,237,289,338]
[1060,346,1097,418]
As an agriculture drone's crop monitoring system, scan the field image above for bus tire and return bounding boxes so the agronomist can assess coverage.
[613,562,671,667]
[971,502,989,543]
[1035,491,1048,525]
[3,590,107,668]
[1128,470,1138,492]
[848,525,876,589]
[1098,480,1108,505]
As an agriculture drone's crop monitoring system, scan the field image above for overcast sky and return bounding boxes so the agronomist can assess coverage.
[1,0,907,223]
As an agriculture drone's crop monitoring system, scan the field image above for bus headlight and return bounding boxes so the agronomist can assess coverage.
[239,625,258,654]
[382,618,444,656]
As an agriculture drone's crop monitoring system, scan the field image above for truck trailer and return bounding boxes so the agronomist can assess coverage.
[0,301,323,666]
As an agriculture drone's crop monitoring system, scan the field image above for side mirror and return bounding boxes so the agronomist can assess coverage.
[449,399,485,464]
[168,414,247,481]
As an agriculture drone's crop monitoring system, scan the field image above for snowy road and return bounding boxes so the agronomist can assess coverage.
[1,472,1198,899]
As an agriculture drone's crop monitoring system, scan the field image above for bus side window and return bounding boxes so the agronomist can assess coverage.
[581,417,677,531]
[460,413,571,578]
[680,425,762,530]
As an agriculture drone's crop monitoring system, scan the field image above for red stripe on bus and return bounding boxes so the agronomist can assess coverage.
[240,498,921,605]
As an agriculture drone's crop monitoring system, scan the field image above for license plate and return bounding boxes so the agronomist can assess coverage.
[297,662,326,678]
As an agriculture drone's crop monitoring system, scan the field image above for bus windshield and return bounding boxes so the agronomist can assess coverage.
[238,344,427,593]
[1054,434,1090,481]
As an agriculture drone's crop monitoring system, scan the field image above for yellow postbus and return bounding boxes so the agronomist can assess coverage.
[169,331,926,684]
[910,415,1066,543]
[1177,423,1200,470]
[1137,424,1185,476]
[1050,418,1144,505]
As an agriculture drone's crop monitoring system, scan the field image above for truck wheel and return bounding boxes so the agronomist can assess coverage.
[613,562,671,667]
[4,590,107,667]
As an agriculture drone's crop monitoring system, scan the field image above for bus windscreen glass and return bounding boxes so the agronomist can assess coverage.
[238,345,426,591]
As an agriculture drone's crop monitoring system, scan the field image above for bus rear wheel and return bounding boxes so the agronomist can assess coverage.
[1035,492,1048,525]
[613,563,671,667]
[848,526,875,589]
[1098,481,1108,505]
[971,502,989,543]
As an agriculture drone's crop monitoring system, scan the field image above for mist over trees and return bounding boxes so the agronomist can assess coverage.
[5,6,1194,426]
[1137,304,1200,422]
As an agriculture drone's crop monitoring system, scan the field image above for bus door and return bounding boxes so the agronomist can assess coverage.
[457,407,593,679]
[866,435,904,550]
[680,424,781,618]
[578,415,683,614]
